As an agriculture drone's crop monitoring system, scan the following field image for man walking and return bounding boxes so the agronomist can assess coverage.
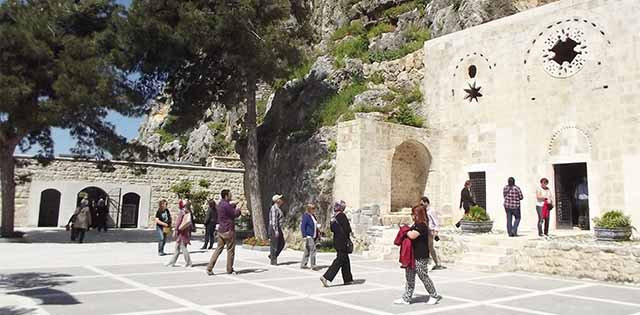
[421,197,446,270]
[206,190,241,275]
[503,177,524,237]
[269,195,285,266]
[201,199,217,250]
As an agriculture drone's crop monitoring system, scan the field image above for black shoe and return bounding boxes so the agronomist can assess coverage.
[208,246,213,250]
[455,222,461,228]
[432,265,447,271]
[200,246,207,250]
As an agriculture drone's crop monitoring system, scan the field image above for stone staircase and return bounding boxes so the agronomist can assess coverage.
[363,225,532,272]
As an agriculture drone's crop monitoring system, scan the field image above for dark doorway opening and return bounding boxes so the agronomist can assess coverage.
[77,187,109,228]
[468,172,487,210]
[38,189,61,227]
[121,193,140,228]
[554,163,590,230]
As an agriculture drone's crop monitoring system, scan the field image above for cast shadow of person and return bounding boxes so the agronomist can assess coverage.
[0,272,80,306]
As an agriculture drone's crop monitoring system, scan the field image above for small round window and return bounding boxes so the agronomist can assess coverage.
[468,65,477,78]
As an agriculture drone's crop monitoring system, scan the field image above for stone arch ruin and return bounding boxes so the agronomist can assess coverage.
[390,140,431,211]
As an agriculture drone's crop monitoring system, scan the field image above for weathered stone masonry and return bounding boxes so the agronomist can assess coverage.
[1,156,245,229]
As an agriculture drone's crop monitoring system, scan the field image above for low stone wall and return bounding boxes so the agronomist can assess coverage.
[514,237,640,284]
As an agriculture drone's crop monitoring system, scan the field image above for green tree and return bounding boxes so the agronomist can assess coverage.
[122,0,309,239]
[0,1,144,237]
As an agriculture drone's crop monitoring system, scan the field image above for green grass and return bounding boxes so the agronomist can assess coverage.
[332,20,366,41]
[157,129,176,145]
[328,139,337,153]
[383,1,420,19]
[314,80,368,127]
[331,35,369,60]
[386,103,424,127]
[369,71,385,84]
[367,22,395,39]
[368,26,430,63]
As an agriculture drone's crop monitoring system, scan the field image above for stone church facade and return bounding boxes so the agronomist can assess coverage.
[422,0,640,231]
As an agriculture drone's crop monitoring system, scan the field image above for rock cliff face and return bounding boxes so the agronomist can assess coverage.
[135,0,555,234]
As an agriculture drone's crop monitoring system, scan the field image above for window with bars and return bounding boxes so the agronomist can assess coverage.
[469,172,487,210]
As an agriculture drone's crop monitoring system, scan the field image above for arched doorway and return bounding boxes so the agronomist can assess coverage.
[77,187,109,228]
[390,140,431,211]
[121,192,140,228]
[38,189,61,227]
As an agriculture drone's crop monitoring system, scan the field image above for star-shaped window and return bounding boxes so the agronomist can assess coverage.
[550,37,581,65]
[464,81,482,103]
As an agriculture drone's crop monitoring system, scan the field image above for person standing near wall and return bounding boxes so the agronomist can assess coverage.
[70,198,92,243]
[207,190,241,276]
[420,197,446,270]
[300,204,320,270]
[320,200,354,287]
[96,198,108,232]
[574,177,589,229]
[456,180,476,228]
[536,178,554,237]
[394,205,442,305]
[269,195,285,266]
[155,200,172,256]
[503,177,524,237]
[201,199,217,250]
[166,200,193,267]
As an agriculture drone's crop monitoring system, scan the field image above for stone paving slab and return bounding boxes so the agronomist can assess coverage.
[477,273,582,291]
[497,293,640,315]
[165,281,287,307]
[435,281,531,302]
[216,297,372,315]
[560,284,640,305]
[37,290,181,315]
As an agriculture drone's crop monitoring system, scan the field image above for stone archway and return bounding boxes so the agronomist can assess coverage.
[77,186,108,228]
[390,140,431,212]
[121,192,140,228]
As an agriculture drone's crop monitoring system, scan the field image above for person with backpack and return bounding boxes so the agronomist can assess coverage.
[320,200,353,287]
[394,205,442,305]
[166,200,193,267]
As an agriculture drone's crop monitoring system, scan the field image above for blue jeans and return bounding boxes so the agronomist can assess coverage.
[156,226,168,254]
[505,207,521,236]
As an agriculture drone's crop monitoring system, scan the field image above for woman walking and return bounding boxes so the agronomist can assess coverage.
[394,205,442,305]
[320,201,353,287]
[70,198,92,243]
[536,178,554,237]
[166,200,193,267]
[155,200,172,256]
[301,204,320,270]
[456,180,476,228]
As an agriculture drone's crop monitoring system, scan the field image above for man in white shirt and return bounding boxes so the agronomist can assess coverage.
[421,196,446,271]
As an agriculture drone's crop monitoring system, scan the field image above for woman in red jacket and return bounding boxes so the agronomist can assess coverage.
[394,205,442,305]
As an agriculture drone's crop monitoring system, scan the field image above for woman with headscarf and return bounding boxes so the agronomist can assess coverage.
[394,205,442,305]
[320,200,353,287]
[166,200,193,267]
[71,198,92,243]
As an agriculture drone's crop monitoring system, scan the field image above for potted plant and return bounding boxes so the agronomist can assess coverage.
[593,210,633,241]
[460,205,493,233]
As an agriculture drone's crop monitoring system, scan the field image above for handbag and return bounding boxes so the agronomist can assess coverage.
[163,226,172,234]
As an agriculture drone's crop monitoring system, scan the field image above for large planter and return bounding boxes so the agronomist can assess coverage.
[594,227,632,241]
[460,220,493,233]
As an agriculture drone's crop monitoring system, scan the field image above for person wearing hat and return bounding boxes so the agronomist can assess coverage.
[269,194,285,265]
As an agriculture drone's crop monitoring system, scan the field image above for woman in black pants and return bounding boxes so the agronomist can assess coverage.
[456,180,476,228]
[320,201,353,287]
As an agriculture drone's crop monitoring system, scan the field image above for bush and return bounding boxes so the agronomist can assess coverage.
[331,36,369,60]
[463,205,491,222]
[313,80,368,127]
[387,103,424,127]
[198,179,210,188]
[383,1,419,19]
[170,180,209,223]
[318,238,336,252]
[157,129,176,145]
[367,27,430,63]
[369,71,385,84]
[593,210,632,229]
[367,22,395,39]
[332,20,366,41]
[243,236,269,247]
[328,139,337,153]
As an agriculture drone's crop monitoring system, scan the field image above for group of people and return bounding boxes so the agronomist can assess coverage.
[65,197,109,243]
[457,177,558,238]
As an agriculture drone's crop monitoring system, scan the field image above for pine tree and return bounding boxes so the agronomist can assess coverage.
[0,0,145,237]
[123,0,309,239]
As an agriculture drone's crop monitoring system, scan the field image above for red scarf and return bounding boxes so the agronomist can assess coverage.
[542,199,550,219]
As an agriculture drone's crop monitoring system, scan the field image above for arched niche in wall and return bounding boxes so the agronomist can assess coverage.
[390,140,432,212]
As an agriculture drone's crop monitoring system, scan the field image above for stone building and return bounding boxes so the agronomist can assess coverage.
[3,156,245,229]
[336,0,640,234]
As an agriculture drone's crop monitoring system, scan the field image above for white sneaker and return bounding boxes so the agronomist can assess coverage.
[164,262,175,267]
[393,298,410,305]
[426,295,442,305]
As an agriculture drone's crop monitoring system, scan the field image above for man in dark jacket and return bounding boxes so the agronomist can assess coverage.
[456,180,476,228]
[201,199,217,250]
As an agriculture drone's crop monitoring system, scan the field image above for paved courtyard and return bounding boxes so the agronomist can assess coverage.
[1,230,639,315]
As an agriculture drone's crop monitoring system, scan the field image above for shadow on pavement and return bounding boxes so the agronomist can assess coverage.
[0,272,80,306]
[18,228,195,244]
[0,306,39,315]
[235,268,269,274]
[277,261,300,266]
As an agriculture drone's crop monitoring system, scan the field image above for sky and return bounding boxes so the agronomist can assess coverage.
[25,0,141,156]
